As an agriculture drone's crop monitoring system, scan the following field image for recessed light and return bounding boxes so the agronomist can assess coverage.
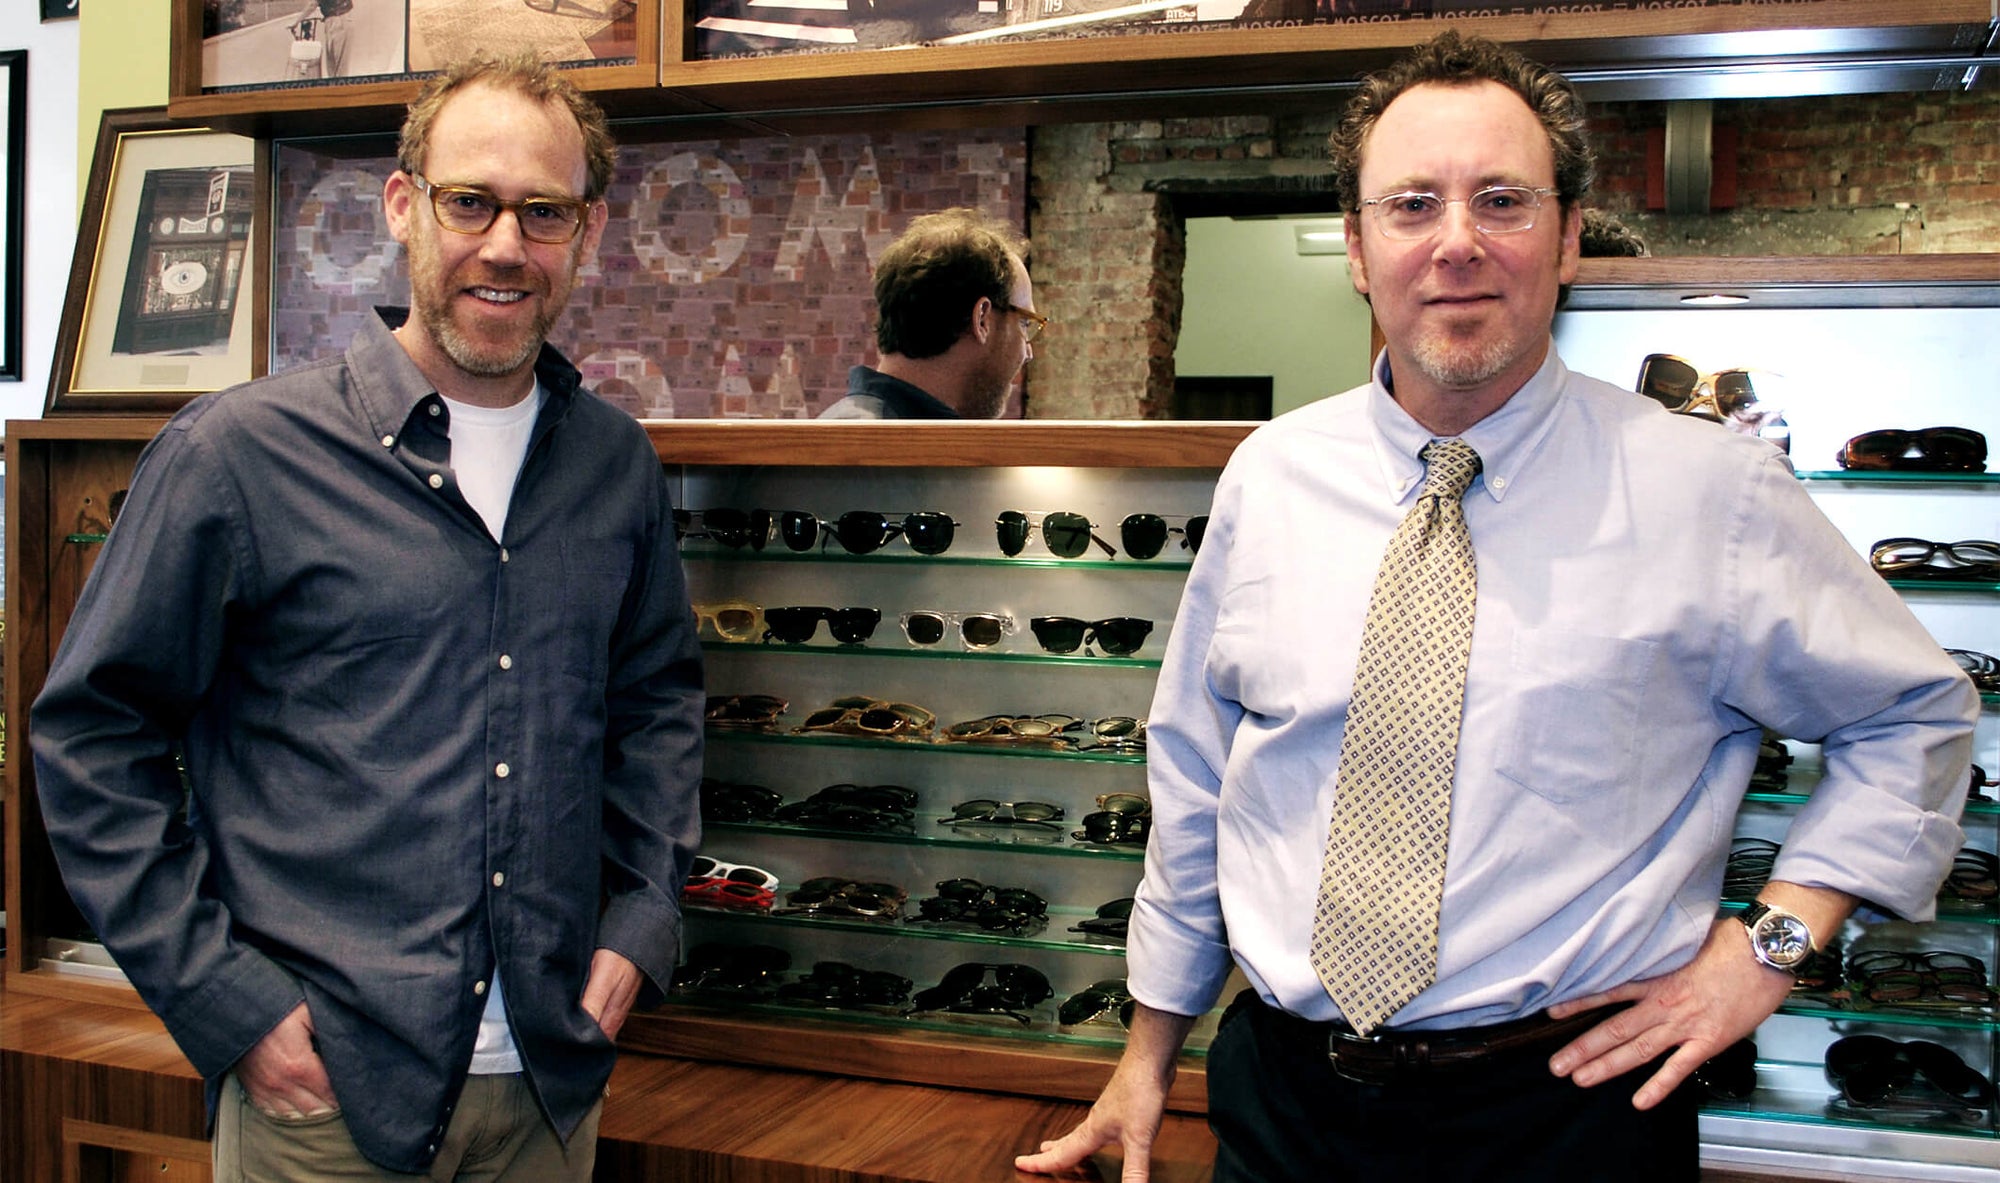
[1680,293,1750,306]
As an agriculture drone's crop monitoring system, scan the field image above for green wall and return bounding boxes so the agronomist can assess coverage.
[78,0,169,192]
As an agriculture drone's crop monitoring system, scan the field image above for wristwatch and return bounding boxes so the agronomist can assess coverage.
[1739,901,1817,974]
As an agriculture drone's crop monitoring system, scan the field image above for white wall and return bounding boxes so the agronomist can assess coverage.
[1175,215,1375,419]
[0,9,78,426]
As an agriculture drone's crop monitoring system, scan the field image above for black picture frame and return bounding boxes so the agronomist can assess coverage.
[40,0,78,21]
[0,52,23,382]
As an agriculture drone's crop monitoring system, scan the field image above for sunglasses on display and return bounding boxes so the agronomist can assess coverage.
[1846,949,1996,1007]
[1839,427,1988,474]
[676,942,791,994]
[776,876,909,919]
[900,611,1017,650]
[1074,809,1150,846]
[681,873,777,910]
[793,697,937,741]
[1058,978,1136,1029]
[914,879,1049,932]
[774,785,917,836]
[1634,355,1762,424]
[940,714,1080,750]
[1825,1034,1995,1116]
[698,777,783,824]
[674,507,774,549]
[763,605,883,646]
[939,799,1065,832]
[693,600,764,643]
[704,694,788,730]
[1948,649,2000,693]
[778,509,961,556]
[775,961,914,1009]
[908,962,1054,1026]
[1870,537,2000,583]
[1069,896,1135,942]
[687,856,780,891]
[1117,512,1209,560]
[1943,847,1998,902]
[995,510,1118,560]
[1065,716,1147,753]
[1029,616,1154,657]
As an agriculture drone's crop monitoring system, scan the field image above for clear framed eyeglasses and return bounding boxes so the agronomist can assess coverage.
[1359,185,1559,241]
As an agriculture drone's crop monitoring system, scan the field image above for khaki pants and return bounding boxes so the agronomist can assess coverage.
[214,1071,600,1182]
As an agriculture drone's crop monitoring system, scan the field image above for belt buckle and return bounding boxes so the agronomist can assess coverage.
[1325,1027,1386,1084]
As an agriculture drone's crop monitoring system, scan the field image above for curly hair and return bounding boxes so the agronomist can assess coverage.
[398,53,617,201]
[1327,30,1595,216]
[874,209,1028,359]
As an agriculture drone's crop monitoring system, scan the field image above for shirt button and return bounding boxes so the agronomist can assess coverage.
[495,763,510,778]
[428,403,442,417]
[427,1142,439,1155]
[429,474,444,490]
[381,434,396,448]
[498,654,513,670]
[474,980,487,996]
[1490,476,1507,490]
[500,548,510,563]
[493,872,506,887]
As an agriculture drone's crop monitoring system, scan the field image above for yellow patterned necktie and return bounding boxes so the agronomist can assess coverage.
[1310,438,1482,1036]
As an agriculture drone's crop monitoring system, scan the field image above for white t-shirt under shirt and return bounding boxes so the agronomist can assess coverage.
[442,385,543,1076]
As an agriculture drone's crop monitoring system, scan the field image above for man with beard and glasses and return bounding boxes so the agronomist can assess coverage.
[32,53,704,1182]
[818,207,1043,419]
[1020,31,1973,1182]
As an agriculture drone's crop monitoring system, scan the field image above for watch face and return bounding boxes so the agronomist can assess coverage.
[1753,914,1813,968]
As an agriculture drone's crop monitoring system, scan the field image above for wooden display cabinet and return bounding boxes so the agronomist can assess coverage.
[164,0,2000,138]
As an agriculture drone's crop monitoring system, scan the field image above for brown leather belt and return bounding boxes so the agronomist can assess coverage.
[1259,999,1616,1085]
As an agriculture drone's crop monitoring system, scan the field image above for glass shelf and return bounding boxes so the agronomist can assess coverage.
[1700,1084,1997,1140]
[1796,471,2000,486]
[657,993,1217,1056]
[701,640,1162,671]
[683,901,1133,958]
[1777,994,2000,1033]
[708,818,1148,862]
[1883,579,2000,594]
[679,546,1193,574]
[707,727,1149,765]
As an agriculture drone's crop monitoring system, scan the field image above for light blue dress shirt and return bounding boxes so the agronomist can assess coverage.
[1128,346,1978,1030]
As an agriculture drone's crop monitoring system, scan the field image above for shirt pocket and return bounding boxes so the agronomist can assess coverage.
[1492,627,1657,804]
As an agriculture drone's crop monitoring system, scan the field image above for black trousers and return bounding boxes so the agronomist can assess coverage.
[1206,992,1699,1183]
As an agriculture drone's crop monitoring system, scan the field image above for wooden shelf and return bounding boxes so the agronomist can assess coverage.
[1569,254,2000,310]
[165,0,2000,140]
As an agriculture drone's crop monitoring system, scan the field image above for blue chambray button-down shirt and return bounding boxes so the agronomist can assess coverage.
[31,308,705,1172]
[1130,347,1976,1029]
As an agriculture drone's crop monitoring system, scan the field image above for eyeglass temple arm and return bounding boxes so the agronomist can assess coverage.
[1089,531,1117,559]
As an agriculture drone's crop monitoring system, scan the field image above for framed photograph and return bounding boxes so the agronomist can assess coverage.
[46,108,264,415]
[200,0,408,90]
[40,0,79,20]
[0,52,23,382]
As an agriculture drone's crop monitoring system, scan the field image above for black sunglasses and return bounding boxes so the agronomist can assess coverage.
[900,610,1016,650]
[673,506,775,549]
[909,962,1054,1025]
[677,942,791,994]
[1117,513,1209,560]
[762,605,882,646]
[1029,616,1154,657]
[939,799,1065,832]
[776,509,960,556]
[1069,896,1134,941]
[775,961,914,1009]
[698,777,783,823]
[1058,978,1136,1028]
[1074,809,1150,846]
[995,510,1117,560]
[1840,427,1987,474]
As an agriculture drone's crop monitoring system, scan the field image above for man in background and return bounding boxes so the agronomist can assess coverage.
[32,53,703,1181]
[1020,30,1973,1181]
[819,206,1044,418]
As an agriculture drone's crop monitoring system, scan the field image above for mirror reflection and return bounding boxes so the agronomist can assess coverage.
[272,88,2000,422]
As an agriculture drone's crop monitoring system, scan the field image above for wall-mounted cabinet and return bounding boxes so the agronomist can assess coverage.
[165,0,1999,138]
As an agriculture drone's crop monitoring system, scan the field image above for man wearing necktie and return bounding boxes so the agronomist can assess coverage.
[1022,30,1976,1181]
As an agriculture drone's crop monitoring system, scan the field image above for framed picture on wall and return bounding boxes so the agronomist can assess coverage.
[40,0,78,21]
[0,52,24,382]
[46,108,265,415]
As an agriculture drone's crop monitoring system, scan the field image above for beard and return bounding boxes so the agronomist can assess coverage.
[1404,315,1527,392]
[406,228,579,379]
